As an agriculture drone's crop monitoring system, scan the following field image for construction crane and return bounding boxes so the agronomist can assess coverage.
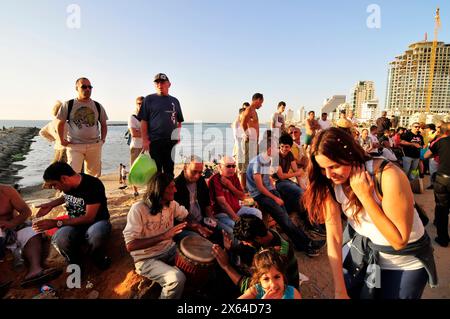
[425,7,442,114]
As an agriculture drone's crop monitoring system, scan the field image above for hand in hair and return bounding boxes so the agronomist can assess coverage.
[349,164,374,201]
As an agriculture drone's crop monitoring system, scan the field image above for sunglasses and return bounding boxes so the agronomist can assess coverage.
[225,164,236,168]
[80,85,93,90]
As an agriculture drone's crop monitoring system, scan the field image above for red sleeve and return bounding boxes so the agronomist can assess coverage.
[209,174,225,198]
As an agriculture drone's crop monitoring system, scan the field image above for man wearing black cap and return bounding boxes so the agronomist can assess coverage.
[139,73,184,178]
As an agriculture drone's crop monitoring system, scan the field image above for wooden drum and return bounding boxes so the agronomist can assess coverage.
[175,236,215,285]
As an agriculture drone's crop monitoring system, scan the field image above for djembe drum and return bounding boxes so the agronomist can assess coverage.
[175,236,216,287]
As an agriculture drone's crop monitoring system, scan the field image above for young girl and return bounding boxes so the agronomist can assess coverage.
[302,127,437,299]
[238,248,301,299]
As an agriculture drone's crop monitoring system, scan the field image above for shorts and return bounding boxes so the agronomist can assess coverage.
[304,134,313,145]
[6,226,38,250]
[237,139,249,173]
[130,147,142,167]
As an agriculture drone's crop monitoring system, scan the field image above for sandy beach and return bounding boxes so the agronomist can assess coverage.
[1,170,448,299]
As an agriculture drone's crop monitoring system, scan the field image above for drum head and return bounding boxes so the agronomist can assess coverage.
[180,236,215,263]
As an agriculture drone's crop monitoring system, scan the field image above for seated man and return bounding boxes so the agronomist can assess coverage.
[123,173,190,299]
[33,162,111,270]
[208,156,262,235]
[211,214,299,296]
[0,184,61,287]
[287,125,307,169]
[246,131,323,257]
[274,134,305,211]
[174,155,219,242]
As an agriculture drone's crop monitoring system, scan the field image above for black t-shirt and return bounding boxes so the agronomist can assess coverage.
[430,136,450,175]
[279,151,295,174]
[64,173,109,222]
[400,131,424,158]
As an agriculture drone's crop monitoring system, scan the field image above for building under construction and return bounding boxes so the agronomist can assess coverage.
[385,8,450,127]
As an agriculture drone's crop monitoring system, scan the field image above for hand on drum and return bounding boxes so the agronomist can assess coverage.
[211,244,229,269]
[222,230,232,251]
[197,224,213,238]
[165,222,187,240]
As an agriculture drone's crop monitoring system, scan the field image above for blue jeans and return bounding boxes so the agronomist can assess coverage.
[254,190,310,250]
[52,220,111,265]
[344,267,428,299]
[402,156,420,180]
[275,180,304,213]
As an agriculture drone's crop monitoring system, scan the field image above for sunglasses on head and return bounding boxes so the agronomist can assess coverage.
[80,85,93,90]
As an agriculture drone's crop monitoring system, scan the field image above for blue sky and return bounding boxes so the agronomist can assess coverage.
[1,0,449,122]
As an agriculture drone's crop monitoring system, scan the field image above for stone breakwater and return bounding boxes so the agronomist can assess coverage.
[0,127,40,185]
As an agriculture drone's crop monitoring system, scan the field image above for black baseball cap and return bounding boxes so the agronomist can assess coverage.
[154,73,169,82]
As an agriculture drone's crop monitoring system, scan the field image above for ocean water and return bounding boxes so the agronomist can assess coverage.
[0,120,270,187]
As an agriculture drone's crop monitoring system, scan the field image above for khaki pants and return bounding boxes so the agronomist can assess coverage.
[66,142,103,177]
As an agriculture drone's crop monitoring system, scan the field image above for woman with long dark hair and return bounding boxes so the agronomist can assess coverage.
[302,127,437,299]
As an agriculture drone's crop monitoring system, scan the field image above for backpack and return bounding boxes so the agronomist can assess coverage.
[124,130,132,145]
[375,159,429,226]
[125,114,139,146]
[66,99,102,123]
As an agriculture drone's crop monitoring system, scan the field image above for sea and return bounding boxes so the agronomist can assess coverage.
[0,120,273,188]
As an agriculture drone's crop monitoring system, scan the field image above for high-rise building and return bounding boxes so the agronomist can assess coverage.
[321,95,346,121]
[385,41,450,127]
[360,99,379,121]
[286,109,294,122]
[297,106,306,123]
[351,81,375,119]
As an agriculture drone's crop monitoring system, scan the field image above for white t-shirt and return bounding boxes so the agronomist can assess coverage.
[123,200,189,262]
[318,119,331,130]
[271,112,285,129]
[128,114,142,149]
[56,98,108,144]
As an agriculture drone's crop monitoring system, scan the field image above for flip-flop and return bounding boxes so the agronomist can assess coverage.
[21,267,63,288]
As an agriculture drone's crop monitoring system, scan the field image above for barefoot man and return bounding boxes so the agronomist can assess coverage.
[0,184,60,288]
[304,111,320,152]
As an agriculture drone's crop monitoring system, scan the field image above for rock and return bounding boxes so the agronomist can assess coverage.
[0,127,40,186]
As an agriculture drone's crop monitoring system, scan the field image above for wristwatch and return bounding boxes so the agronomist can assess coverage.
[56,220,64,228]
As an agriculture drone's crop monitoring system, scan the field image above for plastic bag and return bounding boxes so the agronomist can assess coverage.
[128,152,157,186]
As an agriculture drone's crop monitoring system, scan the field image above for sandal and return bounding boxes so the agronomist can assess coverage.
[21,267,63,288]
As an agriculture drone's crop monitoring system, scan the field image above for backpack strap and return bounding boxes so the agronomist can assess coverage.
[67,99,101,123]
[93,101,101,123]
[375,159,391,197]
[67,99,74,122]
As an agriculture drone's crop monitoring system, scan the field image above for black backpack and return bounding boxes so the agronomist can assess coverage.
[375,159,429,226]
[66,99,102,123]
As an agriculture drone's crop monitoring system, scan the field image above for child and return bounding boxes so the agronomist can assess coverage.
[238,248,301,299]
[119,164,128,189]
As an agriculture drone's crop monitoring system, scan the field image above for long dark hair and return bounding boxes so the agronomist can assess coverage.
[302,127,370,224]
[143,172,173,215]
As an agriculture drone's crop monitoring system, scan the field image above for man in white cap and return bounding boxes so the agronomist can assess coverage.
[139,73,184,178]
[208,156,262,235]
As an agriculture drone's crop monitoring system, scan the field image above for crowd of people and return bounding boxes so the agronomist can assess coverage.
[0,72,448,300]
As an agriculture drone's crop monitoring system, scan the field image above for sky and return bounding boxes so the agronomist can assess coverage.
[1,0,449,122]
